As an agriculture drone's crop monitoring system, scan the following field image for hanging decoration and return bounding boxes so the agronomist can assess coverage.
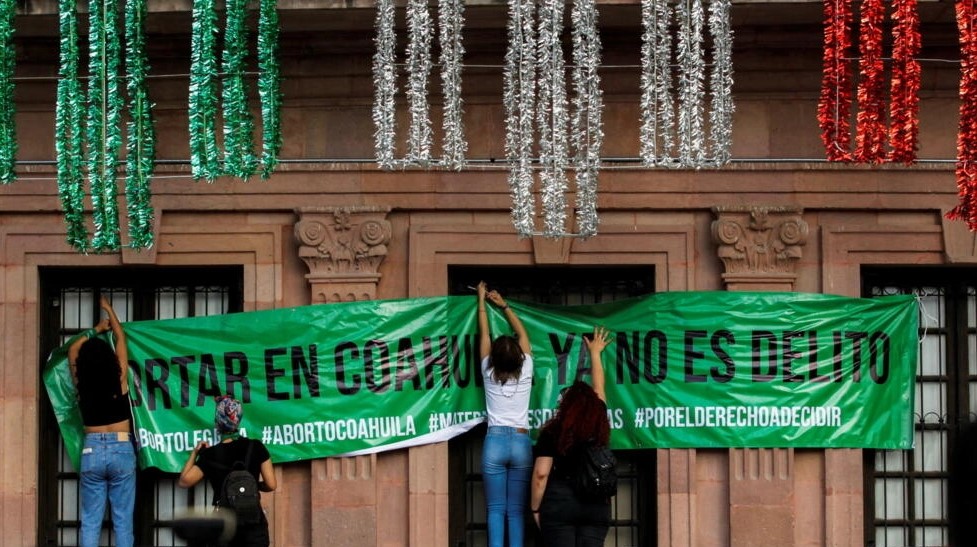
[503,0,536,237]
[55,0,87,248]
[221,0,258,179]
[571,0,603,237]
[708,0,734,166]
[439,0,467,170]
[639,0,674,166]
[537,0,569,237]
[257,0,283,179]
[56,0,157,251]
[889,0,921,164]
[947,0,977,230]
[818,0,922,163]
[818,0,854,161]
[187,0,282,181]
[86,0,124,251]
[372,0,397,170]
[406,0,433,165]
[638,0,733,167]
[188,0,221,180]
[0,0,15,184]
[854,0,886,163]
[677,0,706,167]
[124,0,156,249]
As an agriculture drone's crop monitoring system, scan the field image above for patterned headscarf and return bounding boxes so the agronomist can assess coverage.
[215,395,243,434]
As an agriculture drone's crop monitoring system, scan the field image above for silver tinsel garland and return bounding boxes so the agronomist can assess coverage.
[571,0,603,238]
[439,0,467,170]
[708,0,734,165]
[372,0,396,170]
[406,0,433,165]
[640,0,733,168]
[367,0,734,237]
[537,0,569,237]
[504,0,536,237]
[639,0,674,166]
[677,0,706,167]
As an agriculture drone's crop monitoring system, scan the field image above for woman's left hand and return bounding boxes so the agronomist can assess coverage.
[584,326,611,354]
[486,290,506,308]
[94,318,111,334]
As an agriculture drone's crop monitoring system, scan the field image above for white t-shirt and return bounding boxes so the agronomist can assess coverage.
[481,354,534,428]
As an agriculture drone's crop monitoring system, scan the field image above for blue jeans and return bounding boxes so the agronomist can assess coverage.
[482,426,533,547]
[80,432,136,547]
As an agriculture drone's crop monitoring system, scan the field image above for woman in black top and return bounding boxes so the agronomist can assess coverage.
[530,326,612,547]
[68,295,136,547]
[179,396,277,547]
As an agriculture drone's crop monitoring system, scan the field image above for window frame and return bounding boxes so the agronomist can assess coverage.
[446,265,657,547]
[37,266,243,547]
[862,267,976,547]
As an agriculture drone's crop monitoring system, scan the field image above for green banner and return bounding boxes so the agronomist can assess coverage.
[43,291,917,473]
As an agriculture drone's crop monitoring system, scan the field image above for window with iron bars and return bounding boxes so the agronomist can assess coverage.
[38,267,243,547]
[863,269,977,547]
[446,265,657,547]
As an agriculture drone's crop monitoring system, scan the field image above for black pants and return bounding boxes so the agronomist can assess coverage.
[228,516,270,547]
[538,479,610,547]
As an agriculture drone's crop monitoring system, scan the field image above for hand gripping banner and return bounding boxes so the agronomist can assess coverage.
[44,291,917,473]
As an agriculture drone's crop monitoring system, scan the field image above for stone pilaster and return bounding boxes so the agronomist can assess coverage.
[294,206,392,303]
[711,206,808,291]
[294,206,392,547]
[711,206,809,547]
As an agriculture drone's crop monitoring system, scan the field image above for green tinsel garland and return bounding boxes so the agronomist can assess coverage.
[55,0,87,249]
[124,0,155,248]
[221,0,257,179]
[0,0,16,184]
[189,0,221,180]
[87,0,124,251]
[257,0,281,179]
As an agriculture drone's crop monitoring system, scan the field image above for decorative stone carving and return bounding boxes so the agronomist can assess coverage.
[711,206,808,290]
[294,206,392,303]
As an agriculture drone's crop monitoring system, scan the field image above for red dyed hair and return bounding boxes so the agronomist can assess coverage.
[540,380,610,455]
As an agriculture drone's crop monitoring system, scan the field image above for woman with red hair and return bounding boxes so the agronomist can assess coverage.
[530,326,612,546]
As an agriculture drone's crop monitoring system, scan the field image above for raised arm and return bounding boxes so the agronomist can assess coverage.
[486,290,531,356]
[477,281,491,360]
[100,295,129,394]
[584,326,611,402]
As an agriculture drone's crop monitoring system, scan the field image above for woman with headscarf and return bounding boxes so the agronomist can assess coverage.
[179,396,278,547]
[68,295,136,547]
[530,326,613,547]
[477,281,534,547]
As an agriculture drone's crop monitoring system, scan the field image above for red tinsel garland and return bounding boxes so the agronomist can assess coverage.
[947,0,977,230]
[888,0,921,164]
[854,0,886,163]
[818,0,854,161]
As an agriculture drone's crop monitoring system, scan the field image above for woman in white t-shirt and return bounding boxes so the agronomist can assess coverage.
[477,281,534,547]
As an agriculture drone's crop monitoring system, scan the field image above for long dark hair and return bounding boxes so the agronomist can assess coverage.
[540,380,610,455]
[75,337,123,400]
[487,335,524,385]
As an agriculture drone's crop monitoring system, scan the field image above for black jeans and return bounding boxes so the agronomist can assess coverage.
[538,478,610,547]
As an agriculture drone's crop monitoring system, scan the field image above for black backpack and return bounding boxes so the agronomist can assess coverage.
[216,441,262,525]
[570,442,618,501]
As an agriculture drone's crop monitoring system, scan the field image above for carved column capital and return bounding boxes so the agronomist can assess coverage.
[711,206,808,291]
[294,206,392,303]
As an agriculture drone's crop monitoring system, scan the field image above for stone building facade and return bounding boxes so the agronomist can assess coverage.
[0,1,971,546]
